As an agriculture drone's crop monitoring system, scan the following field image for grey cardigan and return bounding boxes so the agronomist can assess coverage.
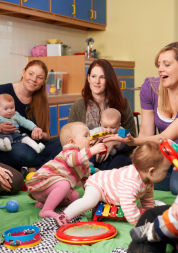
[68,98,136,154]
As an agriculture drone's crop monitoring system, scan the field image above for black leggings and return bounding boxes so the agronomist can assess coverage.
[0,163,24,195]
[128,205,177,253]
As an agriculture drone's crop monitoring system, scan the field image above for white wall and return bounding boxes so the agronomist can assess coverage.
[88,0,175,112]
[0,14,87,84]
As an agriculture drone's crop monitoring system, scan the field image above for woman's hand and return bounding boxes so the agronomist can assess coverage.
[0,122,17,135]
[90,143,106,156]
[96,140,121,163]
[31,127,43,140]
[103,133,135,146]
[0,167,13,192]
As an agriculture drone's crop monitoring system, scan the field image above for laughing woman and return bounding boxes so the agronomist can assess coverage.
[0,60,62,172]
[105,42,178,194]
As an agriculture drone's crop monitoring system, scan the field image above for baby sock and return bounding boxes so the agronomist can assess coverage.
[55,212,70,227]
[37,143,45,153]
[0,138,12,151]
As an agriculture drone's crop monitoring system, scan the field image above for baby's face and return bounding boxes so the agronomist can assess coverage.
[72,125,91,150]
[101,117,121,134]
[0,99,15,118]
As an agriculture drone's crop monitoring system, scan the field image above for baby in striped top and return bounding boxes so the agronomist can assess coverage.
[130,167,178,243]
[56,141,171,226]
[26,122,106,222]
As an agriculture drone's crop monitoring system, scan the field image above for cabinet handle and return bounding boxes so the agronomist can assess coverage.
[72,5,75,15]
[69,109,71,111]
[90,10,94,19]
[120,81,126,90]
[24,0,27,2]
[94,11,97,20]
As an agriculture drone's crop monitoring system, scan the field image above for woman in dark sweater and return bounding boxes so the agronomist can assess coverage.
[68,59,136,170]
[0,60,62,172]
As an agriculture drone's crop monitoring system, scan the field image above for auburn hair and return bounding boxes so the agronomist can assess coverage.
[22,60,50,137]
[82,59,127,124]
[0,94,14,103]
[131,142,164,172]
[154,42,178,112]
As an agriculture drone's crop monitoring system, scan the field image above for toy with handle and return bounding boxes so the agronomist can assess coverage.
[159,138,178,168]
[0,200,19,213]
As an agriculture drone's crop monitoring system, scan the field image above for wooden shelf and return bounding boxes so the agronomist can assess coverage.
[48,94,82,106]
[0,2,106,31]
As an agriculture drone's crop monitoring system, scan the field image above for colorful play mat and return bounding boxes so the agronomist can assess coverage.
[0,186,176,253]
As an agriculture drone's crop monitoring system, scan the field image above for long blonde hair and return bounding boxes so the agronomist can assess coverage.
[22,60,50,137]
[154,42,178,112]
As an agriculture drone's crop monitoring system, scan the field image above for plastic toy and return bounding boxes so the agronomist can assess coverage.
[93,201,146,221]
[93,201,126,221]
[118,128,129,137]
[3,225,41,249]
[12,124,19,129]
[90,131,111,140]
[26,172,36,181]
[89,165,99,174]
[99,144,107,155]
[56,221,117,245]
[159,138,178,168]
[0,200,19,213]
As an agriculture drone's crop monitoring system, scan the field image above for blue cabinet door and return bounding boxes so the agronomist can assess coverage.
[22,0,49,12]
[49,106,58,137]
[75,0,91,22]
[59,119,68,131]
[121,78,135,112]
[59,104,72,118]
[93,0,106,25]
[51,0,74,17]
[1,0,19,4]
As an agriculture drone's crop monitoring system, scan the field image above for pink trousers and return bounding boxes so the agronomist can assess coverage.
[31,180,79,218]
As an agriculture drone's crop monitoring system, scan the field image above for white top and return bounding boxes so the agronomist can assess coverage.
[157,108,174,123]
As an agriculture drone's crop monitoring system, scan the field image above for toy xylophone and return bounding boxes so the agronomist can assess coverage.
[93,201,126,221]
[93,201,146,221]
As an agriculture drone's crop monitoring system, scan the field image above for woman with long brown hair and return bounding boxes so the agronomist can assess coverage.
[68,59,136,170]
[0,60,62,173]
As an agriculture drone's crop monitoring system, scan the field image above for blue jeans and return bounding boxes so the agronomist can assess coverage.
[154,164,178,195]
[0,138,62,171]
[90,152,132,171]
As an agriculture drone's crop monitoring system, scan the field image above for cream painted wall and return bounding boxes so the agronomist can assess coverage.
[88,0,176,112]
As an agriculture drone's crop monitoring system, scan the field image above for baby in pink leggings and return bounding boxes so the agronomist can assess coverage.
[26,122,106,224]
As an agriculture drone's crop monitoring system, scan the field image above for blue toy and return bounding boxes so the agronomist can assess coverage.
[13,124,19,129]
[118,129,129,137]
[0,200,19,213]
[89,165,99,174]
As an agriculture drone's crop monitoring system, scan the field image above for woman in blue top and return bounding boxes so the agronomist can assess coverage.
[0,60,62,173]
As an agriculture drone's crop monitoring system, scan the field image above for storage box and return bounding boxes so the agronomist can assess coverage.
[47,44,69,56]
[46,72,67,95]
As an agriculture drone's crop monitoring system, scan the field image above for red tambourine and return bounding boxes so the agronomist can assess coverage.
[56,221,117,245]
[159,139,178,168]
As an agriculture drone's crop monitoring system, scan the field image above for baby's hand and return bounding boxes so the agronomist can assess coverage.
[171,203,178,221]
[90,143,106,155]
[31,127,43,140]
